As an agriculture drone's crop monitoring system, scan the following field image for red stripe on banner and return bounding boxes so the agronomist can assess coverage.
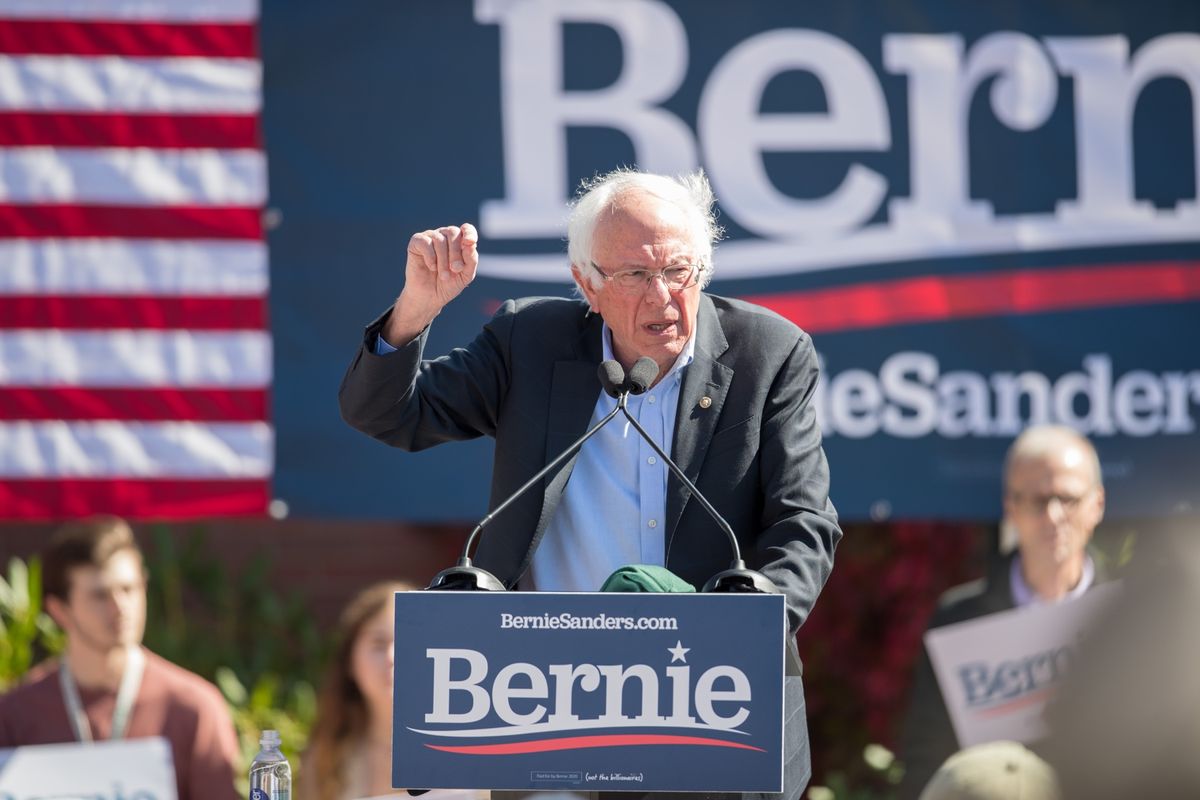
[0,295,268,330]
[0,111,261,149]
[0,388,269,422]
[425,734,767,755]
[978,687,1056,718]
[0,478,269,520]
[744,262,1200,333]
[0,19,257,58]
[0,204,263,240]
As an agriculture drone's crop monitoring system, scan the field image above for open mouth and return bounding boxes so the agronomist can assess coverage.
[646,322,676,333]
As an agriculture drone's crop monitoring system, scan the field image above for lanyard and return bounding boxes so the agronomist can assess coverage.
[58,646,145,743]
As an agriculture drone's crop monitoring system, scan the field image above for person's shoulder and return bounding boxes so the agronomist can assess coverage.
[494,295,587,321]
[0,658,60,708]
[930,575,1012,628]
[143,651,229,712]
[488,296,593,354]
[707,293,806,343]
[0,660,63,746]
[705,293,810,368]
[936,577,989,613]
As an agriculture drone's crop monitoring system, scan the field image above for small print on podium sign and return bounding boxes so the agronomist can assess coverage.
[392,591,786,793]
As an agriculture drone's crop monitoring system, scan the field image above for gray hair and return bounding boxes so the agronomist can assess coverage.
[1004,424,1103,488]
[566,168,723,293]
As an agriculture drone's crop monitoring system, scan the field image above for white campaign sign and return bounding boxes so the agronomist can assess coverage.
[924,581,1120,748]
[0,736,177,800]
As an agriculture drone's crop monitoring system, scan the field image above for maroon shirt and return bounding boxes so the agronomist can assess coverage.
[0,649,241,800]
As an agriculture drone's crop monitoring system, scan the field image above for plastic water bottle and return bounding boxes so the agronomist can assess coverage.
[249,729,291,800]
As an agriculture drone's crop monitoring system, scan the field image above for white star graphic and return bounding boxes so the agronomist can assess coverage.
[667,640,690,663]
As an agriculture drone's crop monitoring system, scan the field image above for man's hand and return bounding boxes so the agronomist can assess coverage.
[382,223,479,347]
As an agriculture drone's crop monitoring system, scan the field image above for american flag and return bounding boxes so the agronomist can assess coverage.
[0,0,271,519]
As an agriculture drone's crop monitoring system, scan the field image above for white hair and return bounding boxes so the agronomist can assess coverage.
[1004,424,1103,488]
[566,168,723,293]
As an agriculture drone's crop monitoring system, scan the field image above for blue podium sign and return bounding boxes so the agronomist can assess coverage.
[392,591,786,793]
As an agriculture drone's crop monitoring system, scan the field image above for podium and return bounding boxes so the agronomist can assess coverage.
[391,591,789,794]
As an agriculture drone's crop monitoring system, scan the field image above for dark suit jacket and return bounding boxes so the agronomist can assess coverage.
[339,293,841,634]
[339,293,842,800]
[897,552,1108,799]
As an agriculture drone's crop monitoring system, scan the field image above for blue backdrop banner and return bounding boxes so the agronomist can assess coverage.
[262,0,1200,520]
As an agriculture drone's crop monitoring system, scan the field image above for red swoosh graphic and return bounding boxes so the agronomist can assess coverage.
[976,686,1056,718]
[424,734,766,755]
[742,261,1200,333]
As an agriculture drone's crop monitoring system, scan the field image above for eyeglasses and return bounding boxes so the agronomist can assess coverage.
[1006,491,1092,515]
[590,262,701,295]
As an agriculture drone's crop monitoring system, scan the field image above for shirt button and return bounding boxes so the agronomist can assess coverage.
[648,456,657,465]
[648,396,656,404]
[648,519,657,528]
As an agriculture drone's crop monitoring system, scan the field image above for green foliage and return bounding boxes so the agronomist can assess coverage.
[0,556,64,690]
[138,525,325,784]
[217,666,317,795]
[1092,530,1138,574]
[808,744,904,800]
[141,526,325,682]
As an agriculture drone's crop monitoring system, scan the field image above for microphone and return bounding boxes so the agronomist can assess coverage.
[427,359,633,591]
[625,356,659,395]
[598,359,627,398]
[619,356,780,595]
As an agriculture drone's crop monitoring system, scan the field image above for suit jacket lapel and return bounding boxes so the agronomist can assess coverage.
[666,295,730,544]
[511,312,605,586]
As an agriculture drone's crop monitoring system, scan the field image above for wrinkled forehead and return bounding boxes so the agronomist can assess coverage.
[592,191,702,260]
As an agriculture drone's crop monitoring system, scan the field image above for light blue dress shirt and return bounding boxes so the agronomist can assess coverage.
[526,324,695,591]
[1010,552,1096,607]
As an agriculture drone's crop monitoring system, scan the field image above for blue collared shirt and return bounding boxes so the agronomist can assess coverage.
[1009,552,1096,607]
[526,323,695,591]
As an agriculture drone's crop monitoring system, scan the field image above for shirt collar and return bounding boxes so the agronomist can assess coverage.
[600,322,696,389]
[1010,551,1096,608]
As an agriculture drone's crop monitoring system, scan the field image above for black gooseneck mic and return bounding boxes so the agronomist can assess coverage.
[426,359,633,590]
[598,360,628,398]
[620,356,780,595]
[624,357,659,395]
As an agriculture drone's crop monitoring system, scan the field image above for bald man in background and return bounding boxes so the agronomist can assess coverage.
[897,425,1107,797]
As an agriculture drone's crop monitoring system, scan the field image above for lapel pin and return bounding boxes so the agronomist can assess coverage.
[699,396,712,409]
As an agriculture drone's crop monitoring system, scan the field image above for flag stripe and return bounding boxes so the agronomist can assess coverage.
[0,20,257,58]
[0,387,268,421]
[0,295,267,329]
[0,0,257,22]
[0,478,270,520]
[745,262,1200,333]
[0,147,267,205]
[0,111,260,148]
[0,55,260,112]
[0,204,262,239]
[0,420,272,478]
[0,240,267,295]
[0,330,271,387]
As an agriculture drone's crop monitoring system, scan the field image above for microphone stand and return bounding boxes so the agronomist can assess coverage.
[427,378,631,591]
[616,375,798,674]
[615,401,779,595]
